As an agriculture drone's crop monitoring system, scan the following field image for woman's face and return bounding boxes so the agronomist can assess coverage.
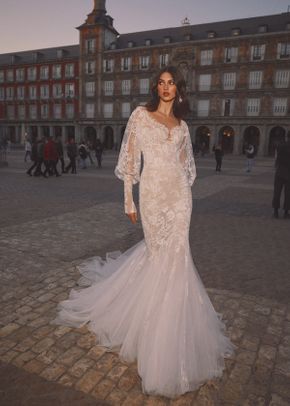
[157,72,177,102]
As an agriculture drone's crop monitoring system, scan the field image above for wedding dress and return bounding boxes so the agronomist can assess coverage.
[55,107,234,398]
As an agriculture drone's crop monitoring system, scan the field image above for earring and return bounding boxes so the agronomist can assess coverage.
[179,96,183,103]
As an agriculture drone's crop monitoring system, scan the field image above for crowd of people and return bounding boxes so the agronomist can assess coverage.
[25,136,104,177]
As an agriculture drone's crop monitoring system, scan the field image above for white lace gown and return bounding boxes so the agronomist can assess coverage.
[55,106,234,398]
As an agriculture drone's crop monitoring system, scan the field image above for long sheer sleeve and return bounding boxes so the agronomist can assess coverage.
[115,107,142,214]
[179,123,196,186]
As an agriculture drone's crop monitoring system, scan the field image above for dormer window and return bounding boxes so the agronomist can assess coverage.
[231,28,241,36]
[127,41,134,48]
[11,55,19,64]
[110,42,117,50]
[164,36,171,44]
[184,34,192,41]
[258,25,268,33]
[145,39,152,46]
[32,52,40,62]
[207,31,216,39]
[57,49,65,59]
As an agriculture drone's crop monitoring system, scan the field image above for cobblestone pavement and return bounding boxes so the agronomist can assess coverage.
[0,151,289,406]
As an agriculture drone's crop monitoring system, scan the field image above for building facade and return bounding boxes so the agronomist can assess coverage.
[0,0,290,155]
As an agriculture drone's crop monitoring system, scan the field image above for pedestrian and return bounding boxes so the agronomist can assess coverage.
[54,66,234,398]
[95,138,103,168]
[245,143,256,172]
[65,138,77,174]
[24,138,32,162]
[78,140,88,169]
[34,136,45,176]
[43,137,60,177]
[26,139,38,176]
[86,141,94,165]
[213,143,224,172]
[55,135,65,173]
[272,131,290,219]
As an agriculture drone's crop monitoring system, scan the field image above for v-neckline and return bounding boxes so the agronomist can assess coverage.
[145,109,182,133]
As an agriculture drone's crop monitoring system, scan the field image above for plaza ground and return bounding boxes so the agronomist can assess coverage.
[0,150,289,405]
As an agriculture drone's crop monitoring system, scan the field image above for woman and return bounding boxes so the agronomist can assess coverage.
[213,143,224,172]
[55,66,234,398]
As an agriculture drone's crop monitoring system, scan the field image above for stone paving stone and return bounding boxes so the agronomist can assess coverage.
[0,322,20,337]
[58,346,85,366]
[12,350,36,367]
[23,358,46,374]
[40,362,66,381]
[31,337,55,354]
[69,357,95,378]
[117,368,140,392]
[75,369,104,393]
[269,393,290,406]
[91,378,116,400]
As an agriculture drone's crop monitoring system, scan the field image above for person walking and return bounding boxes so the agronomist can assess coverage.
[213,143,224,172]
[26,139,38,176]
[24,138,32,162]
[34,136,45,176]
[43,137,60,177]
[55,66,234,398]
[95,138,104,168]
[55,135,65,173]
[245,143,256,172]
[65,138,77,174]
[272,132,290,219]
[78,141,88,169]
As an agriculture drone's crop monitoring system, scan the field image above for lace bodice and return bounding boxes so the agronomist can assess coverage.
[115,106,196,214]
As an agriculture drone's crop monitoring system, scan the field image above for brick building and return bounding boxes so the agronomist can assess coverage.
[0,0,290,155]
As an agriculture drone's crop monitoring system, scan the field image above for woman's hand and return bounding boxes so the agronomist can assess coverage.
[127,212,138,224]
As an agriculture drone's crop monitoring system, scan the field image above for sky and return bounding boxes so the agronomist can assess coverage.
[0,0,290,53]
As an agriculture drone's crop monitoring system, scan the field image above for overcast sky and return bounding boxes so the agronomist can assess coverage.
[0,0,290,53]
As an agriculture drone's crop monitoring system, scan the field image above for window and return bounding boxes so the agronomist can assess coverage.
[121,57,132,71]
[247,98,260,116]
[104,80,114,96]
[197,100,210,116]
[139,56,150,70]
[6,87,14,100]
[29,105,37,119]
[103,103,113,118]
[85,61,95,75]
[41,104,49,119]
[122,102,131,118]
[40,85,49,99]
[18,105,25,120]
[57,49,64,59]
[250,44,265,61]
[140,78,149,94]
[0,87,4,100]
[40,66,49,80]
[85,82,95,97]
[27,67,37,81]
[7,105,15,119]
[16,68,25,82]
[17,86,25,100]
[224,47,238,63]
[65,83,75,97]
[29,86,37,100]
[7,70,14,82]
[277,43,290,59]
[273,98,287,116]
[199,74,212,91]
[85,103,95,118]
[103,59,114,73]
[66,104,74,119]
[249,71,263,89]
[200,50,213,65]
[0,70,4,83]
[53,83,62,98]
[159,54,169,68]
[121,80,131,95]
[145,39,152,46]
[223,72,236,90]
[52,64,62,79]
[86,39,96,55]
[222,99,235,116]
[54,104,62,119]
[65,64,74,78]
[274,70,290,88]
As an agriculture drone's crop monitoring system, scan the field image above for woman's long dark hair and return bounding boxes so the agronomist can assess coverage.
[145,66,190,119]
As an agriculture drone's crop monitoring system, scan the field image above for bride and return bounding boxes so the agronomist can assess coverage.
[55,66,234,398]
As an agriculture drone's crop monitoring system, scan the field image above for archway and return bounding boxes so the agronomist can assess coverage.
[104,126,114,150]
[268,126,286,156]
[243,126,260,154]
[195,126,211,154]
[218,126,235,153]
[84,127,97,147]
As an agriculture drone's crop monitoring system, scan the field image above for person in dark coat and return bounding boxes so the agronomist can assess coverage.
[65,138,78,174]
[26,139,38,176]
[213,143,224,172]
[95,138,104,168]
[34,136,45,176]
[43,137,60,177]
[55,136,65,173]
[272,132,290,219]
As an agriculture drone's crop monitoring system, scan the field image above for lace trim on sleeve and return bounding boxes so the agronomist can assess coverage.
[180,123,197,186]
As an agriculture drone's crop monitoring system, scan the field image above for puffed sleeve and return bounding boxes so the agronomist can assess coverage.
[115,107,142,214]
[179,123,196,186]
